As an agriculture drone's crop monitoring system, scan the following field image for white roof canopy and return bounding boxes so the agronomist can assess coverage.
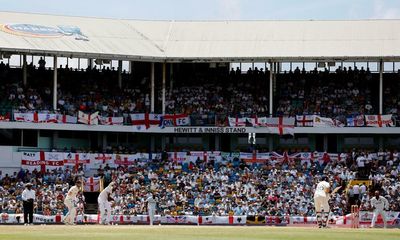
[0,11,400,62]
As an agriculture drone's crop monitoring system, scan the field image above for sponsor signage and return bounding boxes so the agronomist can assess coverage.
[173,127,248,134]
[1,23,88,41]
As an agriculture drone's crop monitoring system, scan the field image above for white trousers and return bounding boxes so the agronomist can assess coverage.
[148,207,155,225]
[314,195,330,213]
[64,198,76,224]
[98,199,111,224]
[371,209,387,228]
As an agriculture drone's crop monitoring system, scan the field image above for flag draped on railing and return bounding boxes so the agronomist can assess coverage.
[11,112,396,128]
[346,115,365,127]
[265,117,295,135]
[160,114,190,127]
[228,117,247,127]
[78,111,99,125]
[20,151,348,172]
[365,115,394,127]
[130,113,161,129]
[99,116,124,125]
[295,115,314,127]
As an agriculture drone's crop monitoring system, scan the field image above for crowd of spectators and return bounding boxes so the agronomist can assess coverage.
[0,167,85,219]
[163,84,268,116]
[354,149,400,211]
[0,61,148,116]
[383,70,400,120]
[0,62,53,113]
[275,66,378,121]
[0,148,399,220]
[2,61,400,122]
[56,65,148,116]
[95,153,355,217]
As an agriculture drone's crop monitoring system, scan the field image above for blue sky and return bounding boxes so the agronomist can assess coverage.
[1,0,400,20]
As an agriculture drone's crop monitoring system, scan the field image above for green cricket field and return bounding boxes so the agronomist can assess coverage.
[0,225,398,240]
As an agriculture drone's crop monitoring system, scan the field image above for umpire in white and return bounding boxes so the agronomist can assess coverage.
[21,183,35,225]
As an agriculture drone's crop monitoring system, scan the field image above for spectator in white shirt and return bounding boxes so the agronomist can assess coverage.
[360,183,367,195]
[352,184,360,202]
[356,154,367,178]
[356,155,365,168]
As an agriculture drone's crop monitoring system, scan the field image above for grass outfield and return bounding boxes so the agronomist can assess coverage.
[0,225,399,240]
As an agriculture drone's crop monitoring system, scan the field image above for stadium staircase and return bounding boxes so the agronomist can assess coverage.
[84,192,100,214]
[85,203,99,214]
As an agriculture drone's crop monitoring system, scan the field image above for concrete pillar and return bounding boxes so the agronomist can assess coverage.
[323,135,328,152]
[53,57,58,110]
[268,135,273,151]
[378,136,384,150]
[118,60,122,88]
[161,135,166,150]
[379,60,383,115]
[230,136,238,151]
[52,131,59,149]
[169,63,173,95]
[269,62,274,116]
[150,62,155,112]
[215,135,220,151]
[150,136,155,152]
[102,133,107,152]
[21,129,24,146]
[202,135,210,150]
[37,130,40,148]
[22,55,27,86]
[162,63,166,114]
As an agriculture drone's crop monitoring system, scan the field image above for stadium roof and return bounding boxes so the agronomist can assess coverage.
[1,11,400,62]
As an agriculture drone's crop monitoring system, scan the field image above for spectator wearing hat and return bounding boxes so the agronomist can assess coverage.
[21,183,35,225]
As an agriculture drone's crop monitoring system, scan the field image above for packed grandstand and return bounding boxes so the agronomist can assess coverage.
[0,149,399,224]
[0,62,399,127]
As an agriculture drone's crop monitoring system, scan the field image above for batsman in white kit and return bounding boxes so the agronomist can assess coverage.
[98,182,116,225]
[146,193,157,225]
[314,176,332,228]
[64,180,82,225]
[370,190,389,228]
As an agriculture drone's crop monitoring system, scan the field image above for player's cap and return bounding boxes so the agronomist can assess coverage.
[25,183,33,187]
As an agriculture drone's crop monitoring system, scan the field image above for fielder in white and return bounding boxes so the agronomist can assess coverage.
[64,180,82,225]
[98,182,116,225]
[370,190,389,228]
[146,193,157,226]
[314,177,331,228]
